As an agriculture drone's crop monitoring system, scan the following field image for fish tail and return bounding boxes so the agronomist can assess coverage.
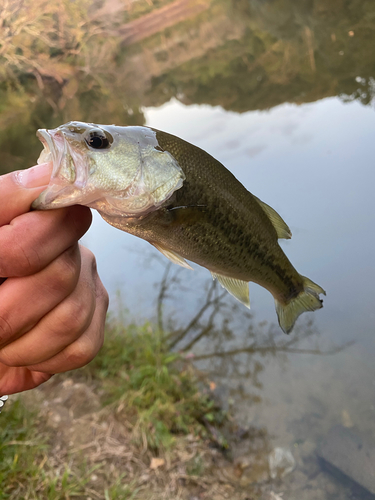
[275,276,326,334]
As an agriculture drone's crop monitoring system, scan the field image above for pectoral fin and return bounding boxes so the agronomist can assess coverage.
[167,205,207,225]
[255,197,292,239]
[152,242,193,270]
[211,272,250,308]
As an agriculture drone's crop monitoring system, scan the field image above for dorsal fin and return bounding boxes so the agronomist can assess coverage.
[152,242,193,270]
[211,272,250,308]
[255,196,292,239]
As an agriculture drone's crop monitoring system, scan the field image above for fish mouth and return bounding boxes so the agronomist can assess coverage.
[36,129,58,166]
[32,128,92,210]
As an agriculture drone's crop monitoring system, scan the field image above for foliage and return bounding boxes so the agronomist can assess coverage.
[0,0,111,84]
[122,0,177,23]
[83,317,226,450]
[148,0,375,111]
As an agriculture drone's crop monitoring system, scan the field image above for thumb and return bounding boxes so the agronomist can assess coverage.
[0,163,52,226]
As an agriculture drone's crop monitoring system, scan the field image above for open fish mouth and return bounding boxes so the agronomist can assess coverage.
[36,128,79,182]
[37,129,58,167]
[32,128,92,210]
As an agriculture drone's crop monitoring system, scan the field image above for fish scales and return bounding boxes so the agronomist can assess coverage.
[113,129,302,302]
[32,121,325,333]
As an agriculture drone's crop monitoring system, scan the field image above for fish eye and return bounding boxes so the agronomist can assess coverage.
[85,129,112,149]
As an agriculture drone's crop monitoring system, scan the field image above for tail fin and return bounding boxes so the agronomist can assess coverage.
[275,276,326,334]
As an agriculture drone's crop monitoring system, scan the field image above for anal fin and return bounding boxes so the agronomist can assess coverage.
[152,242,193,270]
[255,196,292,239]
[211,272,250,308]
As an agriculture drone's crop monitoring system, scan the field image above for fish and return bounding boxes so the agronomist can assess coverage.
[32,121,325,334]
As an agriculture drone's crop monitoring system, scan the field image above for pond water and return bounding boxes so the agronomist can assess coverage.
[1,0,375,497]
[82,95,375,499]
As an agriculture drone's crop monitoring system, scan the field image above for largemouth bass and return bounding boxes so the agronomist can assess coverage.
[32,121,325,333]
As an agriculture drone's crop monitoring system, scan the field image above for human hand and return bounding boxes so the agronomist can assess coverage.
[0,163,109,395]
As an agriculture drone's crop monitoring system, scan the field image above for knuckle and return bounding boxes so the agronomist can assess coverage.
[65,338,97,368]
[0,350,10,366]
[97,279,109,310]
[80,246,97,273]
[57,295,92,336]
[0,232,38,276]
[0,345,22,367]
[103,288,109,311]
[0,314,13,344]
[49,247,80,295]
[66,206,92,237]
[81,246,109,310]
[89,253,98,275]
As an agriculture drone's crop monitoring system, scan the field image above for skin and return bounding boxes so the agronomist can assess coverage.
[0,163,109,395]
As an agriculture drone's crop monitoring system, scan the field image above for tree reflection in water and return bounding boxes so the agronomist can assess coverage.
[154,261,352,412]
[157,262,352,358]
[149,261,353,490]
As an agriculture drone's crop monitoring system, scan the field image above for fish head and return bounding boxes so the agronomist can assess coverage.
[32,121,185,216]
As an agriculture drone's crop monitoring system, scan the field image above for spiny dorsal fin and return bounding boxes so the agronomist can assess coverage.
[152,242,193,270]
[255,196,292,239]
[211,272,250,308]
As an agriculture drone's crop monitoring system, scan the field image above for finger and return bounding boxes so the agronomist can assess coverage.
[0,364,52,395]
[0,248,98,366]
[0,205,92,277]
[0,163,52,226]
[27,274,108,374]
[0,244,81,351]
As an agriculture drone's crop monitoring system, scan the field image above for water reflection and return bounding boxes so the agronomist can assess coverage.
[150,262,362,497]
[158,263,351,360]
[1,0,375,174]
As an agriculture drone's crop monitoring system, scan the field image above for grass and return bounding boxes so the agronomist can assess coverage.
[0,401,45,499]
[0,317,235,500]
[82,317,227,449]
[0,400,109,499]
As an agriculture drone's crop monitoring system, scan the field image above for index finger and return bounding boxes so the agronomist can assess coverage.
[0,163,52,226]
